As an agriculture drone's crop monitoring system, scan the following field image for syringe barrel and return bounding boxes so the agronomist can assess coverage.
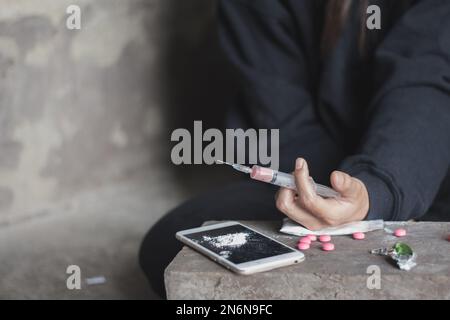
[250,165,340,198]
[269,170,297,189]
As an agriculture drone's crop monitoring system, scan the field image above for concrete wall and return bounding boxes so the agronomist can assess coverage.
[0,0,231,224]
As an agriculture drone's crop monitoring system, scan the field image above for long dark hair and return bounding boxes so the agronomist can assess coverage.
[321,0,413,56]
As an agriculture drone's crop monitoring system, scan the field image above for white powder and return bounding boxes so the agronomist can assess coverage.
[203,232,249,249]
[219,250,231,259]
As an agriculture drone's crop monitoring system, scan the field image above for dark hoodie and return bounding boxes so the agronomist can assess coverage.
[217,0,450,221]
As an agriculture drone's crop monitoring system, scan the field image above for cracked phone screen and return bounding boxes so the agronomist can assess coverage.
[186,224,294,264]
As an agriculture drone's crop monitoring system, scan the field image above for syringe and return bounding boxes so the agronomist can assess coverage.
[216,160,340,198]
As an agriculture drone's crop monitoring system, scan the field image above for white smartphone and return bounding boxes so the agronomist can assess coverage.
[176,221,304,275]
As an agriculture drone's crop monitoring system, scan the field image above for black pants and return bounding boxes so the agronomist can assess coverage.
[139,180,281,298]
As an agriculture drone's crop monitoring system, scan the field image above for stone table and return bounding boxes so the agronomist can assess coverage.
[165,221,450,299]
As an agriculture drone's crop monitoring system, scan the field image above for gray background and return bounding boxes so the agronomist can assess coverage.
[0,0,234,299]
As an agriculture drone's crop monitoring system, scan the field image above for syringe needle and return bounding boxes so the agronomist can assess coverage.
[215,159,230,165]
[215,160,252,174]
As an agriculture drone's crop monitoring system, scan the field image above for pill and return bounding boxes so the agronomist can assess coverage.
[352,232,365,240]
[394,228,406,237]
[307,234,317,241]
[299,237,311,244]
[447,234,450,242]
[319,235,331,242]
[322,243,335,251]
[297,242,310,250]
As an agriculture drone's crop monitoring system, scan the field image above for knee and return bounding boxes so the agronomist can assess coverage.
[138,201,202,297]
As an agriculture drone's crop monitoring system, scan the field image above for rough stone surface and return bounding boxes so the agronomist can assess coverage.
[165,221,450,299]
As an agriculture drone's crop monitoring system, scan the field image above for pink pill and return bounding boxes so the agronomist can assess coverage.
[352,232,365,240]
[297,242,310,250]
[319,235,331,242]
[299,237,311,244]
[322,243,335,251]
[394,228,407,237]
[307,235,317,241]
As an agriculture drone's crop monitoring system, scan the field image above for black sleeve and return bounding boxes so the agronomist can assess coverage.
[217,0,345,180]
[340,0,450,221]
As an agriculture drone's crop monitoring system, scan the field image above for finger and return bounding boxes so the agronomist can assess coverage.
[275,187,297,214]
[276,193,324,230]
[293,158,315,199]
[293,158,328,214]
[289,209,325,231]
[276,186,320,225]
[330,170,361,198]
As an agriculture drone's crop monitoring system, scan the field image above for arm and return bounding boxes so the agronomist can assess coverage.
[339,0,450,221]
[276,1,450,227]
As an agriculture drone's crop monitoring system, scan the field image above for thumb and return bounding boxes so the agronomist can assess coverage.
[294,158,317,200]
[330,171,360,198]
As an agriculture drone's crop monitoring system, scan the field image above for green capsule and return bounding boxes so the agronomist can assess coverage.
[393,242,413,257]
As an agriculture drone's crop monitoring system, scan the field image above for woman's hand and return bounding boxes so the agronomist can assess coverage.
[275,158,369,230]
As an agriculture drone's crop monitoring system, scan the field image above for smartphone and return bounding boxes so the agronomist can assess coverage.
[176,221,304,275]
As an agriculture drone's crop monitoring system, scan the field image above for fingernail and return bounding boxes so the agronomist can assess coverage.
[335,172,343,186]
[295,158,304,170]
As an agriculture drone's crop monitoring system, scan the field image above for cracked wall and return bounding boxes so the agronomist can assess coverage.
[0,0,223,223]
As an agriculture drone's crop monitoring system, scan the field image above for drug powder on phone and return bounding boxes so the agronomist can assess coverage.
[202,232,249,249]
